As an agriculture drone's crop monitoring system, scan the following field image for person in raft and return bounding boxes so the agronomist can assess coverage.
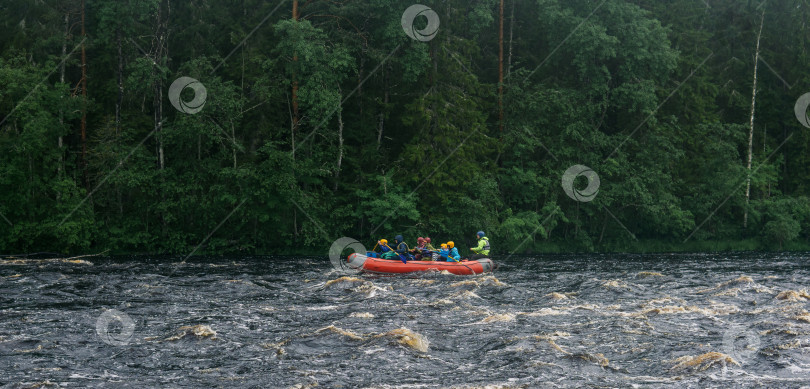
[438,243,450,261]
[378,238,398,259]
[375,238,387,253]
[423,237,440,260]
[393,235,413,260]
[369,238,386,258]
[446,241,461,262]
[424,237,436,251]
[469,231,491,260]
[411,237,427,260]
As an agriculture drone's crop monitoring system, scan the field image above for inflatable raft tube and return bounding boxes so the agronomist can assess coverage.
[346,253,494,275]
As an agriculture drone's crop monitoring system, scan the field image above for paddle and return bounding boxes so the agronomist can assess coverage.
[383,243,408,264]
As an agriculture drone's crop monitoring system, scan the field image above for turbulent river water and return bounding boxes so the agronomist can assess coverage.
[1,252,810,388]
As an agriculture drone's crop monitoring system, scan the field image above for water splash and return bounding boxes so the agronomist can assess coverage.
[776,290,810,302]
[165,325,217,341]
[324,276,365,287]
[545,292,569,300]
[349,312,375,319]
[314,325,364,340]
[480,313,517,323]
[377,328,430,352]
[670,352,738,372]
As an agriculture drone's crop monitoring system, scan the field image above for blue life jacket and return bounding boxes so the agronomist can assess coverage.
[447,247,460,261]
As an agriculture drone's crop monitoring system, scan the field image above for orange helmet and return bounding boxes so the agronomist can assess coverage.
[441,243,448,249]
[447,241,455,248]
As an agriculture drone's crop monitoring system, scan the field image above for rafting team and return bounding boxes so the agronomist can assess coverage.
[372,231,490,262]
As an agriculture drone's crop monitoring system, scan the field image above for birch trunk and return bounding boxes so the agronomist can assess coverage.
[377,65,388,150]
[744,10,764,228]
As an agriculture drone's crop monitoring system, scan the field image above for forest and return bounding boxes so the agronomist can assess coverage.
[2,0,810,255]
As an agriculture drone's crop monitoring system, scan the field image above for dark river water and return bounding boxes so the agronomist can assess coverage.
[1,252,810,388]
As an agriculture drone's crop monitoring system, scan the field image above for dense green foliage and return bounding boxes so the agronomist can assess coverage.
[2,0,810,255]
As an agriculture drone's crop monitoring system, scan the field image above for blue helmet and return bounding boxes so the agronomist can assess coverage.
[477,231,485,238]
[395,235,404,242]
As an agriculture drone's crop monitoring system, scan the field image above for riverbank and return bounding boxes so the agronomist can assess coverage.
[525,238,810,254]
[6,238,809,258]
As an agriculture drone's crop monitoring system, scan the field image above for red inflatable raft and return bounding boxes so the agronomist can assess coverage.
[346,253,494,275]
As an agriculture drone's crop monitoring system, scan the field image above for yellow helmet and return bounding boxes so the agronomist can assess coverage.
[447,241,454,248]
[380,239,388,244]
[441,243,448,249]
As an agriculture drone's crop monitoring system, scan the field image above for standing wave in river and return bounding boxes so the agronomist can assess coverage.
[1,252,809,387]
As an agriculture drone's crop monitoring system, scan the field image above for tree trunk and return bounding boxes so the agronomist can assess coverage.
[358,38,366,117]
[231,121,237,169]
[494,0,514,167]
[116,23,125,218]
[507,0,514,79]
[153,0,170,171]
[430,39,438,137]
[334,92,344,191]
[377,65,388,150]
[156,84,164,170]
[291,0,299,240]
[764,124,769,198]
[291,0,299,161]
[80,0,88,189]
[58,11,68,185]
[498,0,504,136]
[116,27,123,136]
[744,10,764,228]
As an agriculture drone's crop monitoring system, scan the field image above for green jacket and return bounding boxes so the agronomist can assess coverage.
[472,237,490,255]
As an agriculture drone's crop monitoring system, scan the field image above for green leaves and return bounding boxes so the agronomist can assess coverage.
[354,174,420,236]
[3,0,810,254]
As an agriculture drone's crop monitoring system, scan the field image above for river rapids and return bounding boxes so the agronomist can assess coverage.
[1,253,809,388]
